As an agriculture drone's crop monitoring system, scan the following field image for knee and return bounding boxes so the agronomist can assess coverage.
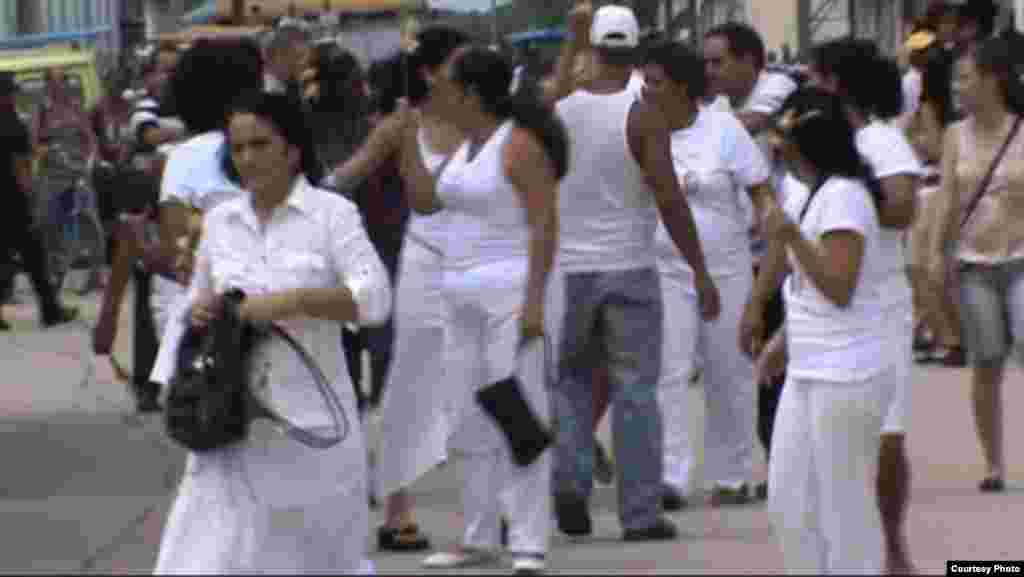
[972,365,1004,388]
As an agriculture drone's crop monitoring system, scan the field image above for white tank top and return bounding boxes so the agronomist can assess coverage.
[437,121,528,269]
[404,126,450,252]
[555,89,658,272]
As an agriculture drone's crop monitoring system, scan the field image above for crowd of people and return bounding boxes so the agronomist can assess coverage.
[2,0,1023,573]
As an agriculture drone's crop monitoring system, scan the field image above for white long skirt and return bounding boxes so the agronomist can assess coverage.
[375,236,452,496]
[154,409,372,574]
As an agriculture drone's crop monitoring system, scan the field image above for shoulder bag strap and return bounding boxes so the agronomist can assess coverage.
[960,116,1022,230]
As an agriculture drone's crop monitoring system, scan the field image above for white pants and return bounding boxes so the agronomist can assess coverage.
[768,369,895,575]
[658,267,755,491]
[376,237,451,495]
[444,259,558,555]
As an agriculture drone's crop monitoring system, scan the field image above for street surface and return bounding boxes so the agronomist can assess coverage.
[2,274,1024,574]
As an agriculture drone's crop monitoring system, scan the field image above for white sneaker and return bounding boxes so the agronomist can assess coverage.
[513,554,546,574]
[421,550,496,569]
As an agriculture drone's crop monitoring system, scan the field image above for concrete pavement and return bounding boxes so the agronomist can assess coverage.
[3,275,1024,574]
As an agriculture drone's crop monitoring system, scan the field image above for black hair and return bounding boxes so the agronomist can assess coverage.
[368,51,411,116]
[406,26,471,105]
[812,37,902,120]
[921,44,955,126]
[594,46,637,69]
[643,41,706,100]
[960,0,999,41]
[450,47,569,180]
[705,22,766,72]
[307,42,370,169]
[925,1,959,28]
[222,91,324,186]
[169,38,264,134]
[778,86,883,212]
[969,34,1024,115]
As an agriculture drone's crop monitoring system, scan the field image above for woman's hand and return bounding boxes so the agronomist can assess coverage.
[695,272,721,321]
[755,329,787,386]
[190,289,222,328]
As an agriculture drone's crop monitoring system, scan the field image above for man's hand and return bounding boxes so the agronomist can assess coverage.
[568,1,594,45]
[696,273,721,321]
[739,297,766,358]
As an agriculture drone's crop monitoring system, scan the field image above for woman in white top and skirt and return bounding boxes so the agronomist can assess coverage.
[753,87,904,574]
[399,47,566,574]
[330,26,470,552]
[153,92,391,574]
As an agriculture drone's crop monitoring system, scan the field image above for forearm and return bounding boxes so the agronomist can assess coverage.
[660,200,711,279]
[247,287,359,324]
[525,213,557,307]
[877,177,917,230]
[543,34,583,105]
[786,233,854,307]
[752,240,789,305]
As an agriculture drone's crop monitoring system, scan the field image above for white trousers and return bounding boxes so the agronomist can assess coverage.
[658,267,755,491]
[768,369,895,575]
[376,237,451,495]
[444,259,558,555]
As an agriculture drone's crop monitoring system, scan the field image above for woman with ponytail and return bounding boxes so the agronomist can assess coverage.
[399,46,567,573]
[805,37,923,573]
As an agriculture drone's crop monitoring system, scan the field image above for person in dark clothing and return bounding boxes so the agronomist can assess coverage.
[0,71,78,330]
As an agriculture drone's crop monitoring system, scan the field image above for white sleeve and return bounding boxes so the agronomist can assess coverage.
[722,113,772,188]
[159,146,195,206]
[745,73,797,116]
[816,181,877,238]
[329,205,392,327]
[858,126,923,179]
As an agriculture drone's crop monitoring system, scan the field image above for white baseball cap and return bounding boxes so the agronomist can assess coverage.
[590,5,639,49]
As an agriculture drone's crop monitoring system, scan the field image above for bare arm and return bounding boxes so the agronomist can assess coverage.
[928,125,961,269]
[332,112,403,190]
[735,110,774,136]
[541,1,591,106]
[505,127,559,311]
[786,229,865,308]
[627,99,711,280]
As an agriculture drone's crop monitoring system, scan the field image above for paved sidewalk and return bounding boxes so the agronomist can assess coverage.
[3,275,1024,574]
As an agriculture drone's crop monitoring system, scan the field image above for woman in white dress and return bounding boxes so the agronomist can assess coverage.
[329,26,469,552]
[400,46,566,574]
[153,91,391,574]
[753,87,903,574]
[640,41,776,507]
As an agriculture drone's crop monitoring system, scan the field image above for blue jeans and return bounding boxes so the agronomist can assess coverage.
[552,267,663,530]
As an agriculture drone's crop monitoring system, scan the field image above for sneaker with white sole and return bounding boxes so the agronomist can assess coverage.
[513,554,546,574]
[421,550,497,569]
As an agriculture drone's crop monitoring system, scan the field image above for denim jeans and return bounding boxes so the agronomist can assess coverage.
[552,267,663,530]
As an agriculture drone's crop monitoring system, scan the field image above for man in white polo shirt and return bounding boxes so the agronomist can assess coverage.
[551,4,718,542]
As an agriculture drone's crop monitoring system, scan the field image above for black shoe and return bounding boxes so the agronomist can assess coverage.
[135,396,162,413]
[41,305,78,328]
[661,484,688,512]
[623,517,678,541]
[0,318,10,331]
[377,523,431,552]
[979,476,1005,493]
[554,493,592,537]
[755,481,768,501]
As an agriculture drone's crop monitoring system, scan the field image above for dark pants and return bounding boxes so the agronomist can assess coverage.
[131,267,160,404]
[0,201,62,321]
[756,275,786,462]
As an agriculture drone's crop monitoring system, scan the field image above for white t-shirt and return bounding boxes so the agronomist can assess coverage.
[898,68,923,130]
[782,175,903,383]
[855,120,921,319]
[655,106,771,277]
[150,131,246,331]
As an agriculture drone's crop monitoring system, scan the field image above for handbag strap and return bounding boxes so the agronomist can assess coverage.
[517,334,554,391]
[960,115,1022,230]
[253,323,352,449]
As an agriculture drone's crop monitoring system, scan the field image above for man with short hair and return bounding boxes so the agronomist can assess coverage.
[0,72,77,330]
[128,46,184,158]
[264,24,310,99]
[703,21,799,503]
[552,4,718,542]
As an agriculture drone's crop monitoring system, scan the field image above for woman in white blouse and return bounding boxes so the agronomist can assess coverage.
[400,46,566,574]
[754,87,900,574]
[153,92,391,574]
[640,41,777,507]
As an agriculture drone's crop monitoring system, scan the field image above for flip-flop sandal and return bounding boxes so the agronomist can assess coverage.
[379,523,431,552]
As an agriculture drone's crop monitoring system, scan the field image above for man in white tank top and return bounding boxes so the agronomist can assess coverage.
[551,4,719,542]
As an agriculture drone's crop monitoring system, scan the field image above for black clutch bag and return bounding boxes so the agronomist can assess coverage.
[475,336,553,468]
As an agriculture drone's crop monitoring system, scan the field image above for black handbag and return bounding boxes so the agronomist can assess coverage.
[164,289,252,452]
[164,289,351,453]
[475,336,553,468]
